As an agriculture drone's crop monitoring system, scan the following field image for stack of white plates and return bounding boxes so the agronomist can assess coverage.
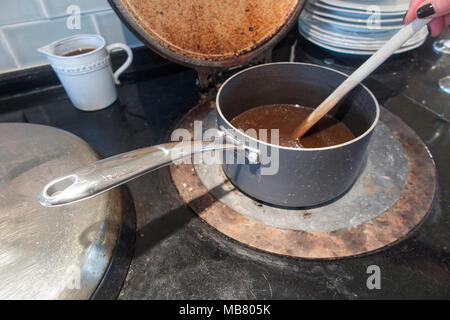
[299,0,429,55]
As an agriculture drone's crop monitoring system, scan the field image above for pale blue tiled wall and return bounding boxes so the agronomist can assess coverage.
[0,0,143,73]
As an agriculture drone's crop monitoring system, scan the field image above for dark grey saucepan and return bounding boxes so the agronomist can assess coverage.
[38,63,379,208]
[217,63,379,207]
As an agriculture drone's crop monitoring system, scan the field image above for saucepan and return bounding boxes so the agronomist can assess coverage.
[38,63,379,208]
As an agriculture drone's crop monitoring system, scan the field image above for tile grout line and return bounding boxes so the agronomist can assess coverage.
[50,8,113,21]
[0,9,113,29]
[90,14,101,35]
[0,30,20,69]
[37,0,50,19]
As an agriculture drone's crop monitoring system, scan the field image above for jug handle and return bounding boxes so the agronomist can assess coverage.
[106,43,133,85]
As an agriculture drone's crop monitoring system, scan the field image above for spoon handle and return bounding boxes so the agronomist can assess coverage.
[292,18,430,140]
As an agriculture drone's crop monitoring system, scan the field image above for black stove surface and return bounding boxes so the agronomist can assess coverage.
[0,29,448,299]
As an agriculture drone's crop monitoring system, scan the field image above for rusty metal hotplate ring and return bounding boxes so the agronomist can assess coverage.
[169,100,437,259]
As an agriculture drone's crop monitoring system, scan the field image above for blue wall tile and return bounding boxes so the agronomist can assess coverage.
[2,16,97,68]
[0,0,46,26]
[0,0,144,73]
[0,37,18,72]
[94,11,143,48]
[41,0,111,18]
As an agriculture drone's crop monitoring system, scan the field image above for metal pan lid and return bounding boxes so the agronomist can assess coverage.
[0,123,124,300]
[109,0,306,69]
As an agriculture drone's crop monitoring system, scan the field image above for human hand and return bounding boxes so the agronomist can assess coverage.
[403,0,450,36]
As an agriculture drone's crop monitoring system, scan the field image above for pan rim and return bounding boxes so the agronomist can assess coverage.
[216,62,380,152]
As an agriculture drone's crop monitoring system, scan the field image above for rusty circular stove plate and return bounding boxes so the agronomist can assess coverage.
[169,100,436,259]
[108,0,306,69]
[193,110,409,232]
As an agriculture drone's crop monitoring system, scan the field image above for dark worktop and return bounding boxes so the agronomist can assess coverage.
[0,28,449,299]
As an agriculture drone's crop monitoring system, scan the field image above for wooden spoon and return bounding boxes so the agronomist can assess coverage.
[292,18,430,140]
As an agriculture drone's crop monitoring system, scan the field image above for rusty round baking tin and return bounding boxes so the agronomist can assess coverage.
[169,100,436,259]
[108,0,306,70]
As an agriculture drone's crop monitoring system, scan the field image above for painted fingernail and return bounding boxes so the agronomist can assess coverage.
[416,3,435,19]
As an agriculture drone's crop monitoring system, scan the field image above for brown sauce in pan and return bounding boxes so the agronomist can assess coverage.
[230,104,355,148]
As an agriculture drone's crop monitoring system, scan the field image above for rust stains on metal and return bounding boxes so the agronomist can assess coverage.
[169,100,436,259]
[362,177,381,196]
[118,0,301,63]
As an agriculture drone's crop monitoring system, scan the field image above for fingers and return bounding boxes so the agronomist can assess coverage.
[445,13,450,29]
[404,0,426,24]
[415,0,450,19]
[404,0,450,24]
[403,1,450,38]
[428,16,445,36]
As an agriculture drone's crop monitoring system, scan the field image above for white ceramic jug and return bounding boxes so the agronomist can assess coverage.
[38,34,133,111]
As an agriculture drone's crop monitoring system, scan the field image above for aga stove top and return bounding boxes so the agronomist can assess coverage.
[0,30,448,299]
